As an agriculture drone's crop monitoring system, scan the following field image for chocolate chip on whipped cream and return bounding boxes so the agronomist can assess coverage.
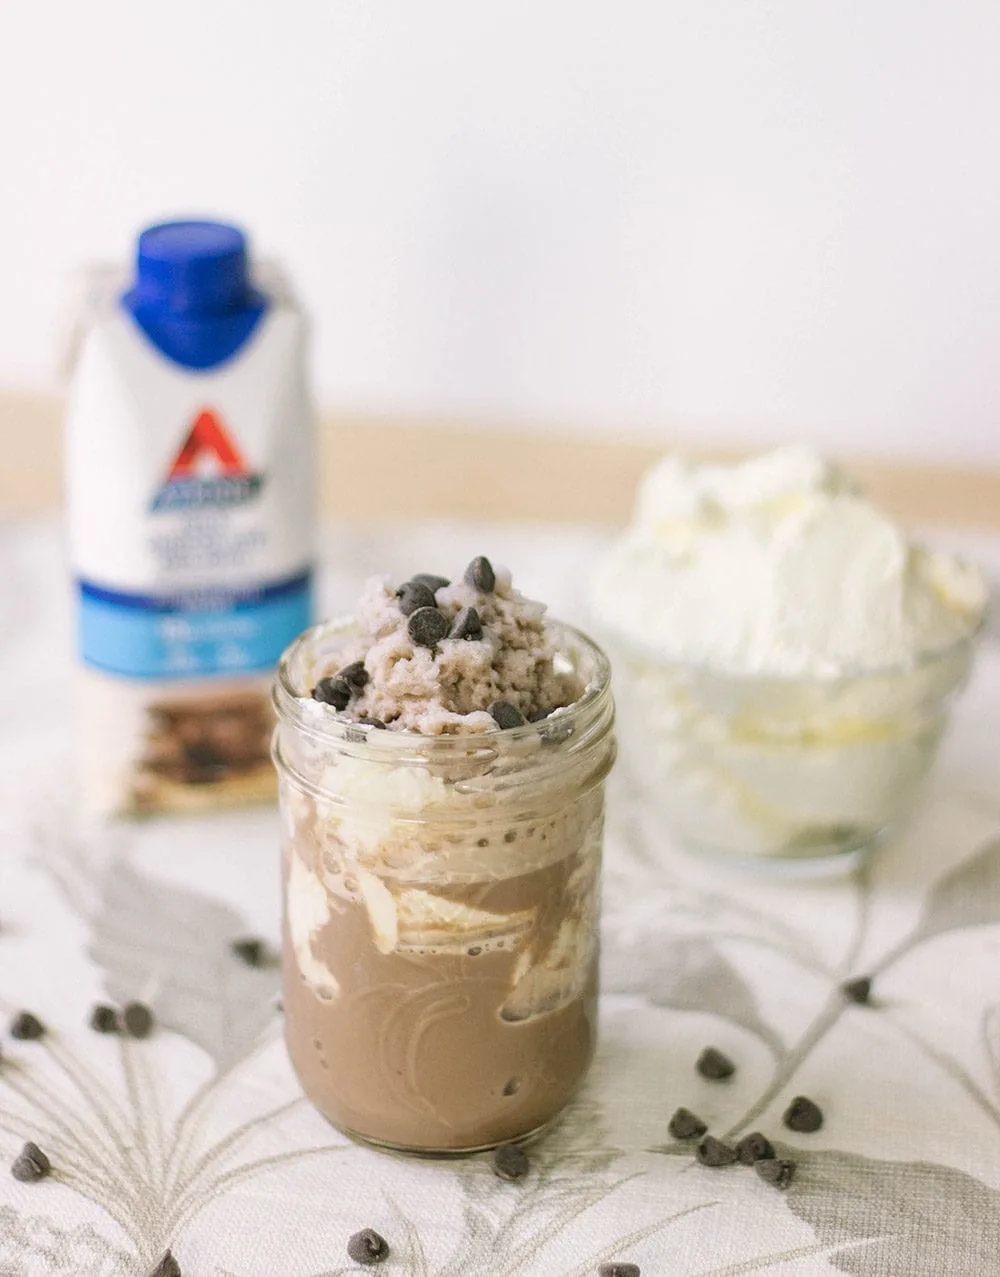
[397,580,438,616]
[450,606,483,641]
[464,555,496,593]
[490,700,526,730]
[312,677,351,710]
[337,661,370,690]
[407,606,449,648]
[411,573,451,593]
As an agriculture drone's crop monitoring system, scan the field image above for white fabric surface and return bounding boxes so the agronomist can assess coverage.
[1,517,999,1277]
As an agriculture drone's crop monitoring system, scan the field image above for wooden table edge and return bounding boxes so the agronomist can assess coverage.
[2,389,998,529]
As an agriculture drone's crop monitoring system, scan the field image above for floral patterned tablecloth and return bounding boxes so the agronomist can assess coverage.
[2,517,999,1277]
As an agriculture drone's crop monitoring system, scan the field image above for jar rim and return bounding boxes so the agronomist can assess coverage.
[272,614,614,760]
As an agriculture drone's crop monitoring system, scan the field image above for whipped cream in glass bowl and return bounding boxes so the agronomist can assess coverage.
[589,447,987,872]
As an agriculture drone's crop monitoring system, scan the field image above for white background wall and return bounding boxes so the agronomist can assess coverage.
[3,1,1000,461]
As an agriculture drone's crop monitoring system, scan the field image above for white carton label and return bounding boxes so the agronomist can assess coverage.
[66,290,314,680]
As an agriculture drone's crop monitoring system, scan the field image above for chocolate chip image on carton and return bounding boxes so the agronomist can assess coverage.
[131,692,276,812]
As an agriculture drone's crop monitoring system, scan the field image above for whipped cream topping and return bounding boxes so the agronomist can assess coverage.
[591,446,987,677]
[286,849,339,998]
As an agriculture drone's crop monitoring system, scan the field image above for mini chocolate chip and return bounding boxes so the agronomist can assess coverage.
[346,1228,390,1265]
[668,1107,708,1141]
[696,1135,737,1167]
[407,606,448,647]
[755,1157,796,1190]
[313,677,351,711]
[89,1004,119,1034]
[841,975,873,1005]
[147,1251,182,1277]
[231,937,269,967]
[735,1131,775,1164]
[696,1046,735,1080]
[783,1095,823,1133]
[464,556,496,592]
[489,700,525,730]
[397,580,438,616]
[449,606,483,641]
[598,1265,641,1277]
[411,573,450,592]
[10,1012,45,1041]
[527,707,553,722]
[11,1141,50,1182]
[492,1143,530,1181]
[502,1076,520,1095]
[338,661,370,690]
[357,717,388,729]
[121,1002,154,1040]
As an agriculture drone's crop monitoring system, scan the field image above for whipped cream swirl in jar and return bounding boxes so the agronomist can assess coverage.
[590,447,987,869]
[273,559,615,1153]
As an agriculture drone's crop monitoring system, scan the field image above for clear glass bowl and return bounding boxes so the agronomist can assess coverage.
[606,626,982,872]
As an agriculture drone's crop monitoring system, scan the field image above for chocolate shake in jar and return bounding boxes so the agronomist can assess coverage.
[272,558,615,1154]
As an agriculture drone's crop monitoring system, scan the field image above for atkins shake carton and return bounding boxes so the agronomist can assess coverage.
[65,220,315,815]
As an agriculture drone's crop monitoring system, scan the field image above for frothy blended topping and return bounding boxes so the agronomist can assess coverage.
[305,557,584,733]
[591,446,988,677]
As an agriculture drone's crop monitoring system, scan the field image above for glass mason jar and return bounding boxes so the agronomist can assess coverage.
[272,618,615,1155]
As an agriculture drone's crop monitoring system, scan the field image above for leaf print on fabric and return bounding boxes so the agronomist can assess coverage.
[784,1150,1000,1277]
[0,1206,136,1277]
[0,1021,349,1269]
[909,836,1000,947]
[603,935,783,1055]
[88,859,279,1071]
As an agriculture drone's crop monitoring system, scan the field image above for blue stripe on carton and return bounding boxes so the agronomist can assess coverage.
[79,569,312,679]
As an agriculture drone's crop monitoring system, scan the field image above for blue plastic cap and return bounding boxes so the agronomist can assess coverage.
[121,218,269,369]
[131,220,253,315]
